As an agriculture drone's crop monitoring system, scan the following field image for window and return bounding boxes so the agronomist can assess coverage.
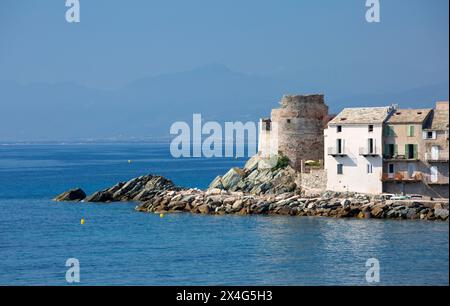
[337,125,342,133]
[388,163,395,174]
[336,139,344,154]
[287,119,291,124]
[337,164,343,175]
[367,163,373,174]
[405,144,418,159]
[368,125,374,132]
[368,138,375,154]
[407,125,415,137]
[423,131,436,140]
[385,143,396,158]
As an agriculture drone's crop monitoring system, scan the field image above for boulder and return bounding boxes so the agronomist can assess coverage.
[209,176,224,189]
[221,168,245,190]
[244,155,260,172]
[85,191,114,203]
[53,188,86,202]
[198,204,211,214]
[434,209,449,220]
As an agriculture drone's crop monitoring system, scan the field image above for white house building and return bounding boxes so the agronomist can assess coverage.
[324,106,395,194]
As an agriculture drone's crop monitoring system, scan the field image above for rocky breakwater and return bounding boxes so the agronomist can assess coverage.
[135,189,449,221]
[54,157,449,221]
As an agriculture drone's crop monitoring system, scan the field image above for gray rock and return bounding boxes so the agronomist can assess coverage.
[434,209,449,220]
[221,168,245,190]
[53,188,86,202]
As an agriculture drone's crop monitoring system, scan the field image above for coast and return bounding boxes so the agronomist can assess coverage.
[54,157,449,222]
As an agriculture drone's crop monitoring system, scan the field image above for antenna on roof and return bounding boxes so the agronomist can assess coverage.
[388,103,398,113]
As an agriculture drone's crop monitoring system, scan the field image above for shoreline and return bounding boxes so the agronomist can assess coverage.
[54,174,449,222]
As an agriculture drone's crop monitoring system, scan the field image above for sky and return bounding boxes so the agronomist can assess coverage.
[0,0,448,91]
[0,0,448,141]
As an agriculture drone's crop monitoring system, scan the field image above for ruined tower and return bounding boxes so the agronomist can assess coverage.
[258,94,329,171]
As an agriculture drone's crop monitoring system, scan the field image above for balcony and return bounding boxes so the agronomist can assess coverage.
[423,174,450,185]
[359,147,381,157]
[381,171,423,183]
[327,147,347,157]
[383,154,419,162]
[425,151,449,163]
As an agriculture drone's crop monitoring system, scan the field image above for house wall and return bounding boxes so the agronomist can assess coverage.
[384,123,424,159]
[325,123,384,194]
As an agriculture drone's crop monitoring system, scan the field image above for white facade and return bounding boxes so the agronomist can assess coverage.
[324,123,384,194]
[257,119,279,159]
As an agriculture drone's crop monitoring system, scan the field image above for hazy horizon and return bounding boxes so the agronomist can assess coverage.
[0,0,448,141]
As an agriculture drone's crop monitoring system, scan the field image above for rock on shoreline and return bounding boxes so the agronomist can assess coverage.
[54,169,449,222]
[54,175,180,203]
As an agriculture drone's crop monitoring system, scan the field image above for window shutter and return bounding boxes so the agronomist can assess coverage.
[423,131,428,139]
[394,144,398,156]
[414,144,418,159]
[432,131,437,140]
[405,144,409,158]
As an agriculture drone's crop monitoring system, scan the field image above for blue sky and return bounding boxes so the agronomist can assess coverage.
[0,0,448,91]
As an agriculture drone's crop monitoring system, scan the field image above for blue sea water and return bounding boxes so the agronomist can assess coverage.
[0,143,448,286]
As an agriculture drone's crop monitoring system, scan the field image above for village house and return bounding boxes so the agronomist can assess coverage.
[382,102,449,198]
[324,106,395,194]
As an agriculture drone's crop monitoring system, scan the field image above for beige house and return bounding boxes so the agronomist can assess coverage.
[325,107,394,194]
[382,103,449,198]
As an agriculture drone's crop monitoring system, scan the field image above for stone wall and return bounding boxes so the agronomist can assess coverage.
[299,169,327,193]
[270,94,329,170]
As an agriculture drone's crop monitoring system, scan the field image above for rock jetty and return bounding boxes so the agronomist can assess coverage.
[54,157,449,222]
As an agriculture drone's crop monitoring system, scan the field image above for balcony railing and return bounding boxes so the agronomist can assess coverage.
[327,147,347,156]
[359,147,381,156]
[383,154,418,161]
[425,151,449,162]
[381,171,423,182]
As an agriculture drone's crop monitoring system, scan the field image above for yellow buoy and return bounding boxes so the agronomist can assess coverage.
[128,160,132,164]
[80,218,85,225]
[159,213,165,218]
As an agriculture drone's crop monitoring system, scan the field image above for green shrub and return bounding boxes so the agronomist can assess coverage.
[274,155,290,170]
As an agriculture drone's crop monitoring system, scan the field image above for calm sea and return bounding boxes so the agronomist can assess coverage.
[0,143,448,285]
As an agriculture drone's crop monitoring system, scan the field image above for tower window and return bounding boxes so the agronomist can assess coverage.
[337,125,342,133]
[369,125,374,132]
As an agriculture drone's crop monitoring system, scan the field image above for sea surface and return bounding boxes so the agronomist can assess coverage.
[0,143,448,285]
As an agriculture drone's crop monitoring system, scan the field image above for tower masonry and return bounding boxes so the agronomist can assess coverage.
[258,94,329,171]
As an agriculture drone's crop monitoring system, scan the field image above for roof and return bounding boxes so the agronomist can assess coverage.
[429,109,449,130]
[386,109,432,124]
[328,107,391,125]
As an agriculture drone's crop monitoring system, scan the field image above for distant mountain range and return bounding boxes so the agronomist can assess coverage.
[0,63,448,141]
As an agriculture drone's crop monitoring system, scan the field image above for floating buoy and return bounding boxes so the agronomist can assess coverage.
[159,213,165,218]
[80,218,85,225]
[128,160,132,164]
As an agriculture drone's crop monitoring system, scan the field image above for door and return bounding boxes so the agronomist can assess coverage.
[431,145,439,160]
[430,166,438,183]
[388,164,395,179]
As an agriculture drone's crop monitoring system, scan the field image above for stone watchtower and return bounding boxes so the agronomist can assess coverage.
[258,94,329,171]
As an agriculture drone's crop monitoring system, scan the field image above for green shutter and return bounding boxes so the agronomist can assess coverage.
[405,145,409,158]
[414,144,418,159]
[408,125,415,137]
[394,144,398,156]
